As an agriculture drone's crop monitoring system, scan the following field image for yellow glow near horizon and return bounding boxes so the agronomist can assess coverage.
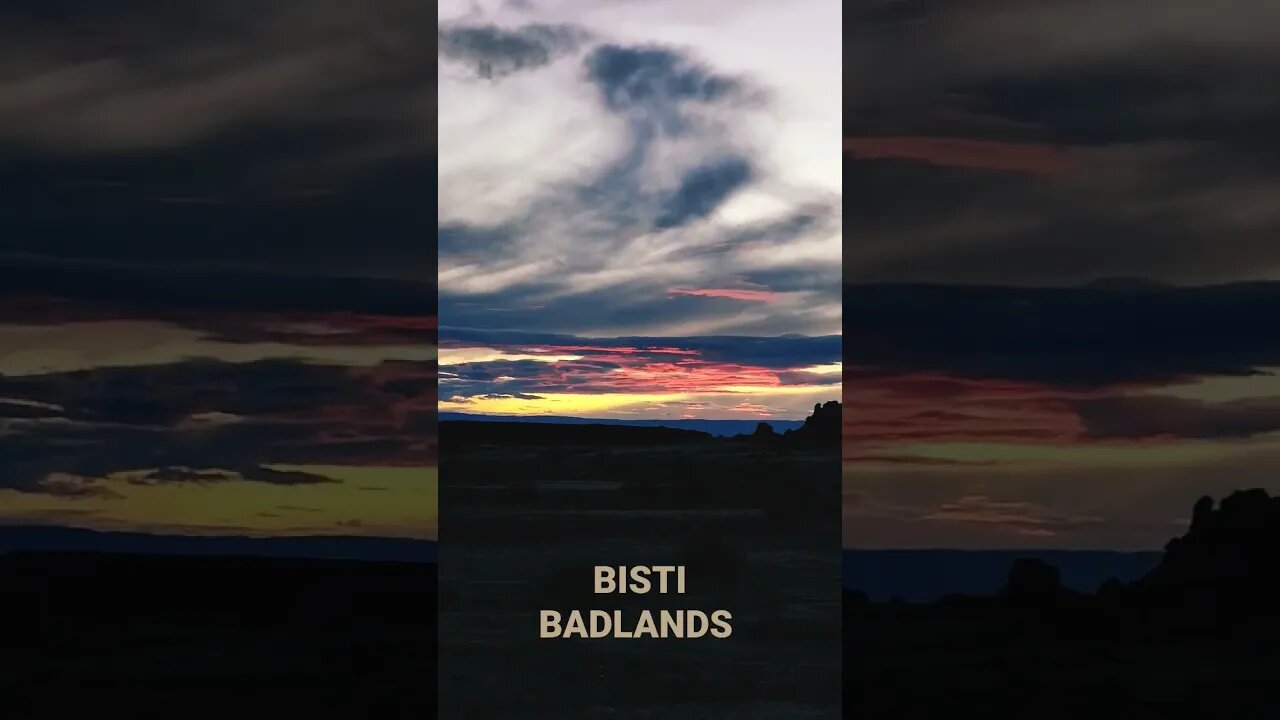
[441,383,843,418]
[796,362,843,375]
[0,321,435,376]
[438,346,584,365]
[441,391,693,415]
[0,465,437,539]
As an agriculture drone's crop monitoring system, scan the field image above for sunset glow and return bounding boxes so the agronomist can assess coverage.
[438,0,840,422]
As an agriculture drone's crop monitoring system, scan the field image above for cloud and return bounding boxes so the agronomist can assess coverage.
[0,257,436,317]
[0,0,433,281]
[439,3,840,337]
[585,43,744,117]
[843,0,1280,552]
[1074,395,1280,440]
[923,495,1102,534]
[439,23,588,79]
[844,137,1078,176]
[667,287,780,303]
[843,435,1280,550]
[845,0,1280,285]
[0,0,431,155]
[846,283,1280,387]
[438,327,839,418]
[441,328,840,368]
[654,156,754,228]
[1,302,435,496]
[127,466,335,486]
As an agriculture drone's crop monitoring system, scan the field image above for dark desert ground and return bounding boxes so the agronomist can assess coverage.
[439,403,842,718]
[0,539,438,716]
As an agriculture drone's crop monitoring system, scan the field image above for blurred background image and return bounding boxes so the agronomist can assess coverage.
[0,2,437,714]
[845,1,1280,714]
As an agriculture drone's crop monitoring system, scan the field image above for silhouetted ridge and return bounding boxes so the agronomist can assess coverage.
[440,420,711,447]
[750,400,839,447]
[1000,557,1069,607]
[439,412,805,436]
[1136,489,1280,619]
[0,524,436,562]
[0,551,436,635]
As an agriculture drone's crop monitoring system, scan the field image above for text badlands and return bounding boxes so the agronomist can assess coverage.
[539,609,733,639]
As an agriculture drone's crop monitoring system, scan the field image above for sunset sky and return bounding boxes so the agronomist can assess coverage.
[845,0,1280,550]
[437,0,841,421]
[0,1,436,540]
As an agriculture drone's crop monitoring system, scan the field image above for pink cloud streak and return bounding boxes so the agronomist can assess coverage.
[668,287,781,303]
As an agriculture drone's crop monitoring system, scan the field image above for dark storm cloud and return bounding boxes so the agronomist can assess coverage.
[0,0,433,281]
[845,0,1280,285]
[439,201,838,337]
[0,257,436,317]
[440,278,783,336]
[129,466,333,487]
[438,23,588,79]
[380,377,436,399]
[586,44,742,116]
[0,357,434,494]
[438,224,511,258]
[1074,396,1280,441]
[1,360,370,423]
[442,327,841,368]
[846,282,1280,387]
[533,42,758,238]
[0,419,322,493]
[655,156,753,229]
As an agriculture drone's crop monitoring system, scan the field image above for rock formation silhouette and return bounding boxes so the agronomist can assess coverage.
[782,400,841,447]
[846,489,1280,714]
[752,422,778,440]
[999,557,1070,608]
[855,488,1280,633]
[1131,488,1280,630]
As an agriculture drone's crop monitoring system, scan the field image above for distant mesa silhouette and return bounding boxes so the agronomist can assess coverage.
[845,492,1280,714]
[998,489,1280,619]
[849,488,1280,633]
[786,400,841,445]
[998,557,1084,610]
[440,419,712,448]
[441,401,842,450]
[1135,488,1280,619]
[849,484,1280,620]
[742,400,841,448]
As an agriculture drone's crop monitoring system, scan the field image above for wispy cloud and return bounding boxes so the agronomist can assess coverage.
[439,328,838,419]
[438,0,840,339]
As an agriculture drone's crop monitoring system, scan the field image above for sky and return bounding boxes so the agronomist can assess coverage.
[0,1,436,540]
[844,0,1280,550]
[437,0,842,421]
